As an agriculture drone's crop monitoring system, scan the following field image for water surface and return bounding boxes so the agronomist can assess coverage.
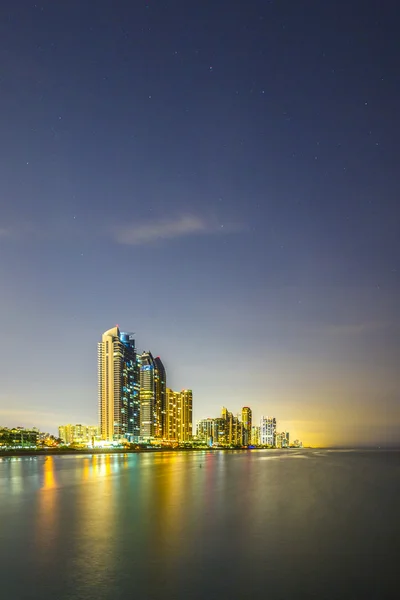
[0,449,398,599]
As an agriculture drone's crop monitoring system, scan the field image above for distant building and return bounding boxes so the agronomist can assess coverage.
[58,424,99,445]
[276,431,290,448]
[260,417,277,446]
[166,388,179,441]
[178,390,193,442]
[221,407,233,445]
[242,407,252,445]
[220,408,243,445]
[251,425,260,445]
[98,327,140,442]
[197,418,214,443]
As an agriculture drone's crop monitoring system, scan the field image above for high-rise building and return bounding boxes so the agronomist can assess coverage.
[251,425,260,445]
[166,388,179,441]
[260,416,277,446]
[98,327,140,442]
[213,418,226,445]
[196,418,214,443]
[221,407,234,445]
[154,356,166,439]
[178,389,193,442]
[242,407,252,445]
[166,388,193,442]
[140,351,156,439]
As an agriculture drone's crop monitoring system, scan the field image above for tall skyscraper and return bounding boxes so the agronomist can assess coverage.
[154,356,166,439]
[242,407,252,445]
[166,388,179,441]
[98,327,140,442]
[166,388,193,442]
[251,425,260,445]
[178,389,193,441]
[260,416,277,446]
[139,351,156,439]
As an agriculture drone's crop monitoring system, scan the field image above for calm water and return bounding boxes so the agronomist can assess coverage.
[0,449,399,599]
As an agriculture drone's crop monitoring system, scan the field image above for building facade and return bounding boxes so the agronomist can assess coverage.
[154,356,167,439]
[196,418,214,443]
[276,431,290,448]
[0,427,38,447]
[166,388,193,442]
[260,416,277,446]
[251,425,260,445]
[139,351,156,439]
[98,327,140,442]
[242,407,252,445]
[59,424,99,445]
[177,389,193,442]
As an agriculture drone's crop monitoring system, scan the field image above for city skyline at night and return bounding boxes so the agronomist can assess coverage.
[1,1,399,448]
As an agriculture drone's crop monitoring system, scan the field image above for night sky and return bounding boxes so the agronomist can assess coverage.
[1,1,399,446]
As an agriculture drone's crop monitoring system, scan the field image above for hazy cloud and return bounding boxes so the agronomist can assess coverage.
[115,215,237,245]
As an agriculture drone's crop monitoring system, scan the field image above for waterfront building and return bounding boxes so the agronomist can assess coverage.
[58,424,100,445]
[220,408,244,445]
[154,356,167,439]
[213,418,226,445]
[251,425,260,445]
[0,427,38,448]
[98,327,140,442]
[242,407,252,445]
[196,418,214,443]
[276,431,290,448]
[139,351,157,439]
[166,388,179,441]
[178,389,193,442]
[166,388,193,442]
[260,416,277,446]
[221,407,234,444]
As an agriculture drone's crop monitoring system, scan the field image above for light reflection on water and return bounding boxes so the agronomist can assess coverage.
[0,450,399,600]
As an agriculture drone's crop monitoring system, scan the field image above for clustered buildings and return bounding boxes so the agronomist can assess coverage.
[95,326,193,445]
[196,408,294,448]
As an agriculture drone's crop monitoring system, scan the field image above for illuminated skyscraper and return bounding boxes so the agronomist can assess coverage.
[196,418,214,443]
[154,356,166,438]
[242,407,252,445]
[251,425,260,445]
[178,389,193,442]
[139,352,167,440]
[166,388,193,441]
[260,416,277,446]
[140,351,156,438]
[221,407,233,445]
[98,327,140,441]
[166,388,179,441]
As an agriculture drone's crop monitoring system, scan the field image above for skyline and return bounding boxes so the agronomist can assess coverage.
[1,1,399,447]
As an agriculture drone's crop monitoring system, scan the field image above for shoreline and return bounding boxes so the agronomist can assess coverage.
[0,446,305,458]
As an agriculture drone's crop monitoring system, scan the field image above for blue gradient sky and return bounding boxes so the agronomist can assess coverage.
[1,0,399,445]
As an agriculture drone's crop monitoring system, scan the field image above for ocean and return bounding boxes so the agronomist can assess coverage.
[0,449,398,599]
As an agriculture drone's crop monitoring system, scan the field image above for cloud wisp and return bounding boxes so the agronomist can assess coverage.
[115,215,237,246]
